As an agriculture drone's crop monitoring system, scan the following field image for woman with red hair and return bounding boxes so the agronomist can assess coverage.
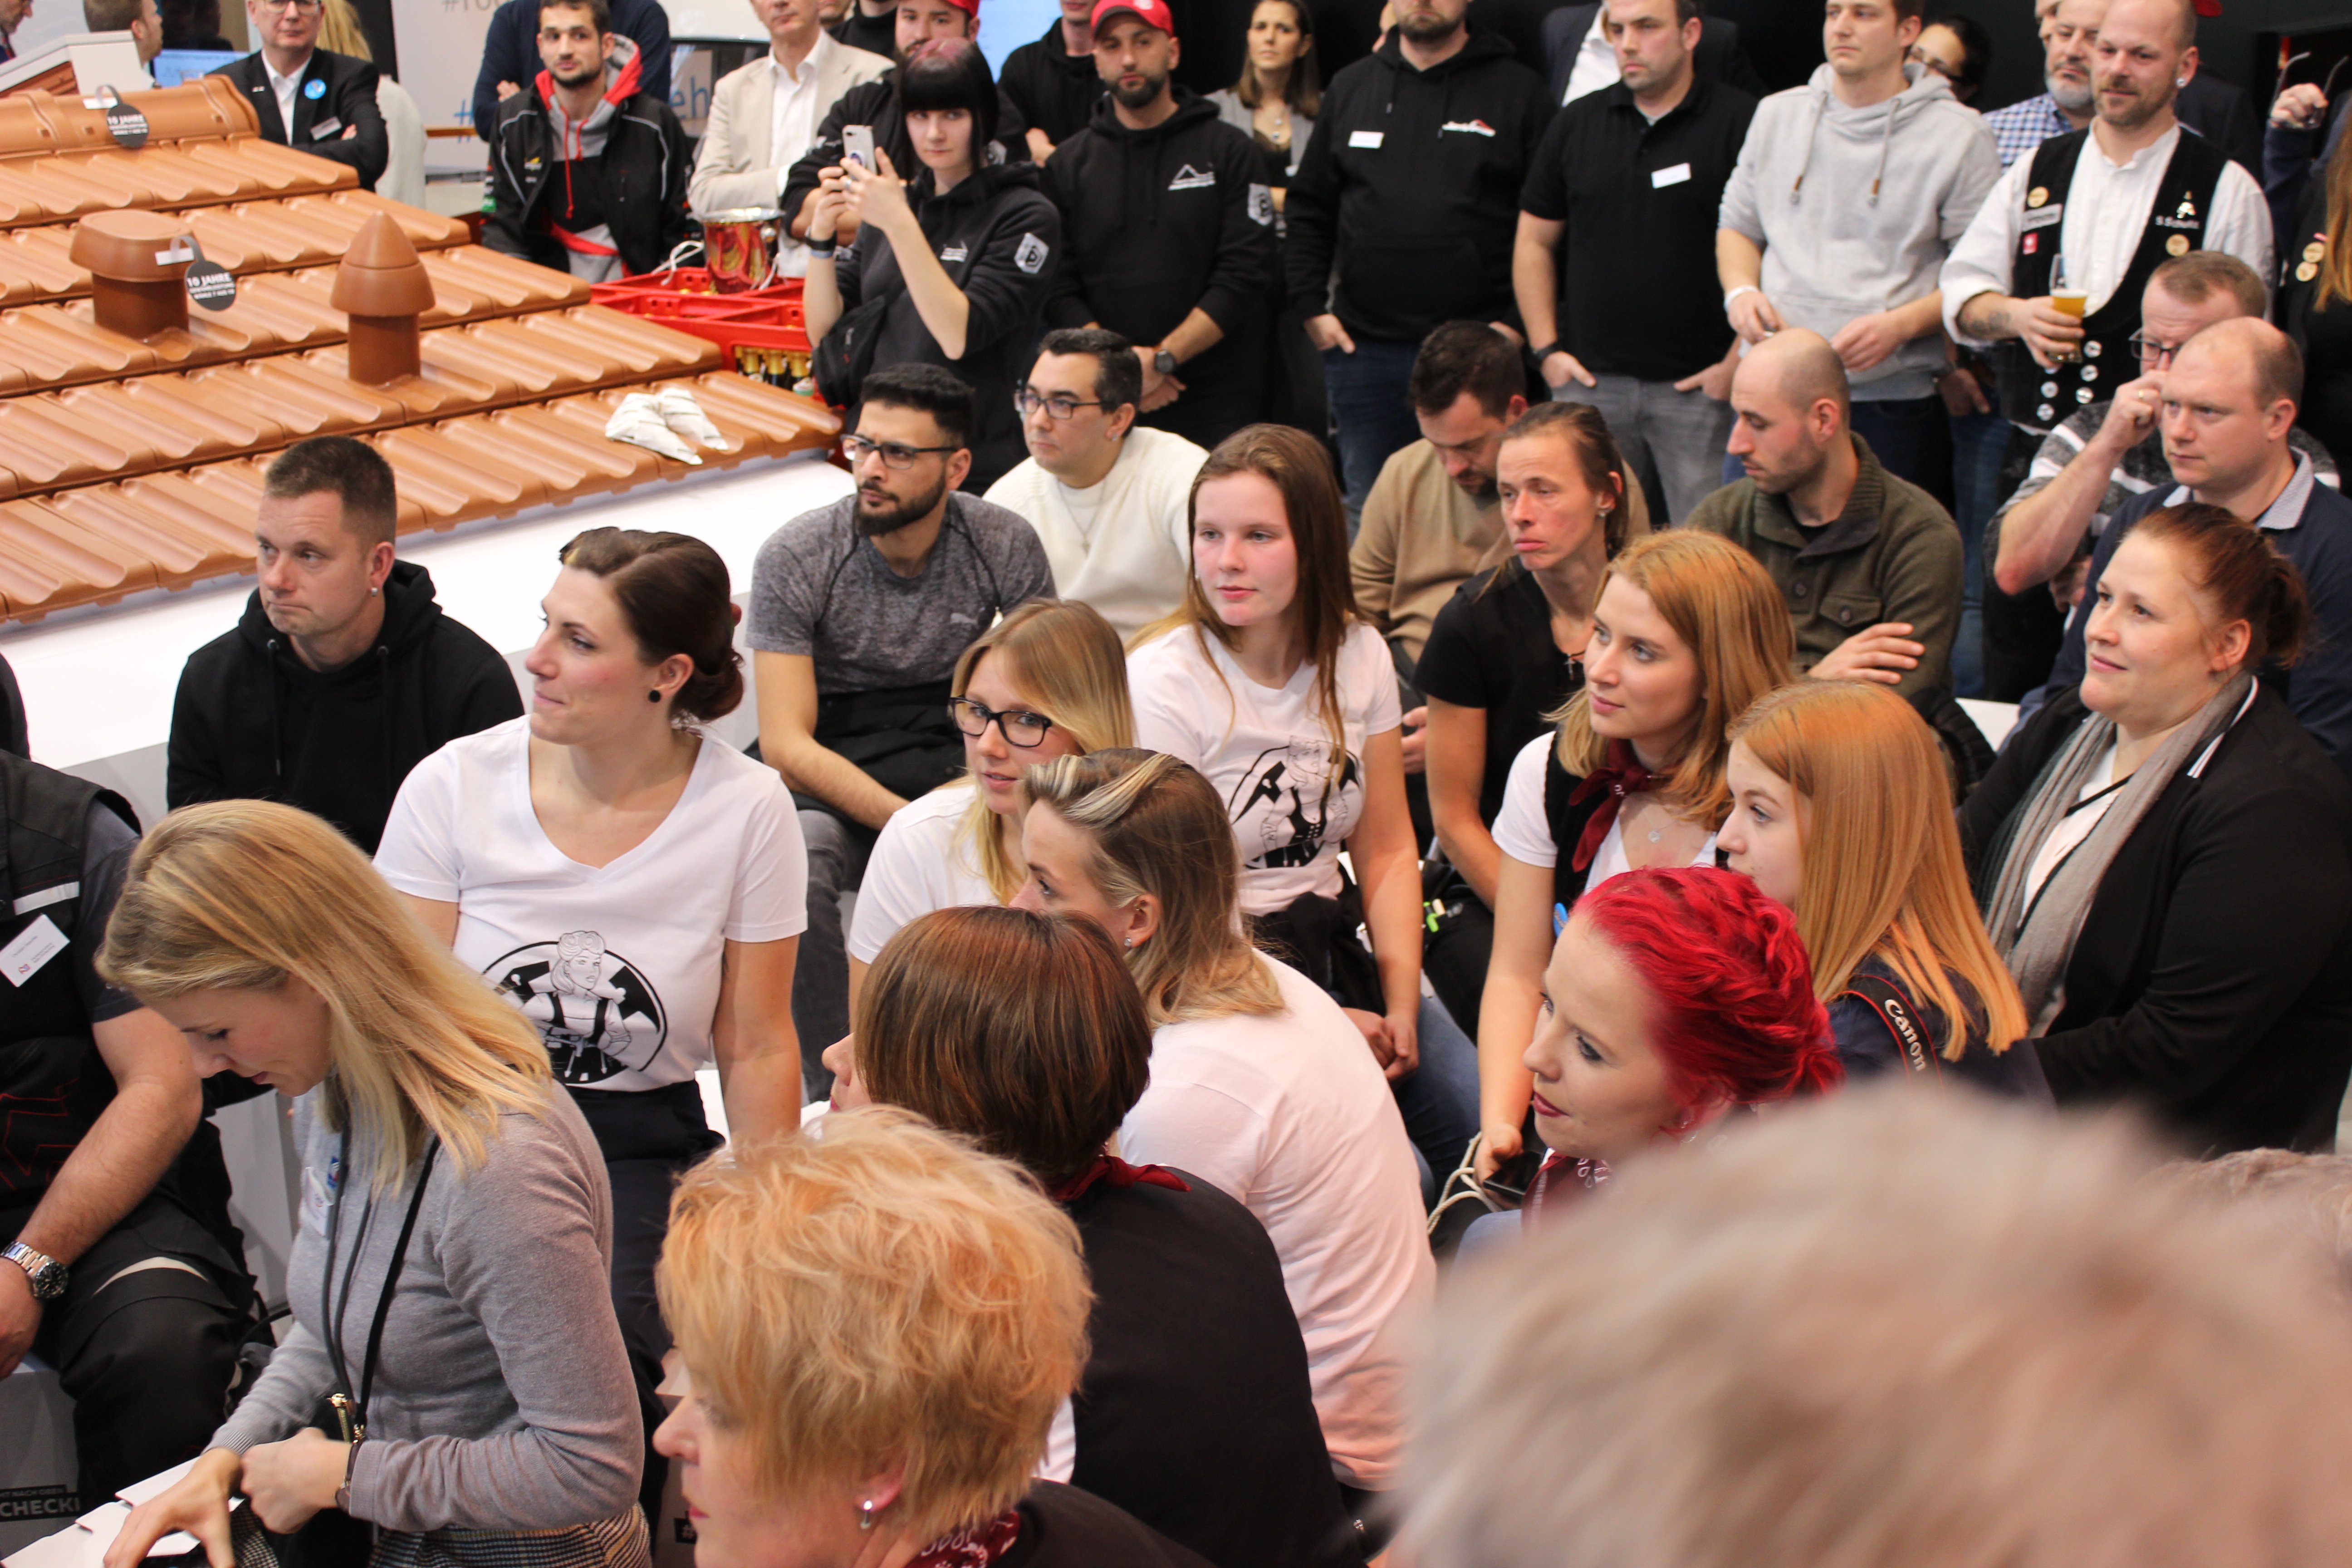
[1516,866,1842,1222]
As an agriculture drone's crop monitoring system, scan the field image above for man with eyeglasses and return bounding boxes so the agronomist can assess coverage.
[983,327,1205,639]
[211,0,387,189]
[1991,254,2335,658]
[2033,315,2352,772]
[746,364,1051,1097]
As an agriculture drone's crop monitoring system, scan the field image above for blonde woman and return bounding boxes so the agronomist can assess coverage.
[98,801,644,1568]
[652,1108,1215,1568]
[1474,530,1795,1183]
[1014,749,1431,1523]
[1718,682,2047,1098]
[845,599,1132,1008]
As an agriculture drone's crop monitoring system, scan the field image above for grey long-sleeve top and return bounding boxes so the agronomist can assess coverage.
[211,1083,641,1533]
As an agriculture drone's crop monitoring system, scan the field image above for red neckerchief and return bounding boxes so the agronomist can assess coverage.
[1049,1152,1190,1203]
[1524,1150,1609,1228]
[908,1508,1021,1568]
[1564,740,1655,872]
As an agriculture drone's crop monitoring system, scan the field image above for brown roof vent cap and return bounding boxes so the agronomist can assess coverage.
[331,211,436,318]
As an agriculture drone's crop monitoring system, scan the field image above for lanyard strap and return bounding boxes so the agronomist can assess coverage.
[323,1136,441,1441]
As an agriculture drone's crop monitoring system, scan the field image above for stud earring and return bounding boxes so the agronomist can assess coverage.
[858,1502,879,1532]
[648,689,662,702]
[2176,75,2187,86]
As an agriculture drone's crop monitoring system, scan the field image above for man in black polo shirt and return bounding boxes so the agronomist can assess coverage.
[1513,0,1752,524]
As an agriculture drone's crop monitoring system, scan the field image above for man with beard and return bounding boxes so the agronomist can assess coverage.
[482,0,691,280]
[746,365,1051,1095]
[1042,0,1279,451]
[1285,0,1553,512]
[1942,0,2270,695]
[470,0,668,147]
[1983,0,2103,169]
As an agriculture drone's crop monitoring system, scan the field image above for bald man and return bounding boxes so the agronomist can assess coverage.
[1688,329,1964,697]
[2041,317,2352,773]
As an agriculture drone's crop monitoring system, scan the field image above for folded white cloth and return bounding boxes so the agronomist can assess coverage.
[604,393,701,464]
[654,385,725,449]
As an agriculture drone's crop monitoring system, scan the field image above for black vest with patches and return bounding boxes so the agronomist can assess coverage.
[1996,127,2230,432]
[0,754,135,1210]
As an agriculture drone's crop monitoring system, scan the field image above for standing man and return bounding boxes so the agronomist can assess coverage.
[828,0,893,59]
[168,437,521,856]
[1690,328,1965,699]
[687,0,889,274]
[1516,0,1754,524]
[211,0,388,191]
[1000,0,1105,162]
[1541,0,1766,104]
[1981,0,2102,168]
[1941,0,2270,694]
[747,367,1052,1098]
[83,0,164,75]
[483,0,693,282]
[470,0,669,143]
[1284,0,1553,511]
[1716,0,1998,497]
[984,328,1206,639]
[1044,0,1279,452]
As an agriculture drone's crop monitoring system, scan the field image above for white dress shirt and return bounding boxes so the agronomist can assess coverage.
[265,51,309,139]
[768,29,835,194]
[1941,122,2273,344]
[1562,9,1618,105]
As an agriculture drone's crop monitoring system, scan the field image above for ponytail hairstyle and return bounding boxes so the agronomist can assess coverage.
[559,528,746,721]
[1018,749,1283,1028]
[1730,682,2028,1059]
[1573,866,1843,1116]
[2132,502,2313,673]
[951,599,1136,901]
[1548,530,1795,828]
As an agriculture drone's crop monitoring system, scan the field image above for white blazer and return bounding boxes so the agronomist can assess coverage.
[688,33,891,218]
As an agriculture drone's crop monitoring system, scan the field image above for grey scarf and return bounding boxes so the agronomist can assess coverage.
[1983,671,2254,1033]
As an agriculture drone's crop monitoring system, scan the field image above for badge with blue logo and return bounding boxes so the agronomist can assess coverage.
[304,78,325,99]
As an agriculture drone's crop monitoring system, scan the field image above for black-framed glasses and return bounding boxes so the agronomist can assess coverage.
[1013,387,1105,421]
[949,697,1056,748]
[2129,330,2188,367]
[843,433,959,469]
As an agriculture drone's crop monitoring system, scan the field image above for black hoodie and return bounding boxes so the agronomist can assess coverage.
[1044,88,1279,444]
[1283,29,1552,343]
[166,560,523,854]
[1000,17,1107,147]
[782,72,1032,254]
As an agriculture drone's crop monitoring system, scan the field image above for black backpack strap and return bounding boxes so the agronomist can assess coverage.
[1841,973,1944,1083]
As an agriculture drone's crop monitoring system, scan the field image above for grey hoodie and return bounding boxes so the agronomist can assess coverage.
[1719,63,1999,399]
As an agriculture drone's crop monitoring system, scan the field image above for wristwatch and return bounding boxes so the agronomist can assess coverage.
[1153,348,1179,376]
[4,1242,67,1302]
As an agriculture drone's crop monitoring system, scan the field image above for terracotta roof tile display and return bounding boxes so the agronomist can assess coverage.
[0,81,841,623]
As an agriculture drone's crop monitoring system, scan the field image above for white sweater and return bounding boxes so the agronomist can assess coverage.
[982,426,1207,639]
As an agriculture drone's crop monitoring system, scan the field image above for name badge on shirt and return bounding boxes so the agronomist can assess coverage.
[0,914,67,987]
[1651,162,1692,188]
[2022,203,2063,232]
[310,115,342,139]
[1348,129,1383,149]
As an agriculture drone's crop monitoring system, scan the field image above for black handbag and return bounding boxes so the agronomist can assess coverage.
[269,1138,440,1568]
[813,294,890,408]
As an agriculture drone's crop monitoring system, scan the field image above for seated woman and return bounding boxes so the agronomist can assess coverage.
[1416,402,1643,1033]
[1514,866,1842,1224]
[804,42,1061,491]
[846,598,1133,1009]
[1014,748,1431,1510]
[100,802,645,1568]
[1475,529,1793,1183]
[653,1108,1214,1568]
[1127,421,1477,1185]
[827,906,1359,1568]
[1962,504,2352,1154]
[1721,681,2049,1099]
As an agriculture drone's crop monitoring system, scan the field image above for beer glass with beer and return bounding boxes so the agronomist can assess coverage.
[2050,255,2087,363]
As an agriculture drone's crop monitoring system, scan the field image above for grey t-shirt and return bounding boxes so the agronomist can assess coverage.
[745,494,1054,696]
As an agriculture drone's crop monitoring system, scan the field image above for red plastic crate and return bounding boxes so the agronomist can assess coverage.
[590,269,810,356]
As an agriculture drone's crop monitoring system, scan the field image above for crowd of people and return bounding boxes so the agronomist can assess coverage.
[15,0,2352,1562]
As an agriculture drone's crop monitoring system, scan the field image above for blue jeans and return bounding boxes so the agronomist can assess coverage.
[1848,392,1952,505]
[1323,339,1422,515]
[1394,993,1481,1207]
[1948,407,2010,698]
[1569,373,1737,525]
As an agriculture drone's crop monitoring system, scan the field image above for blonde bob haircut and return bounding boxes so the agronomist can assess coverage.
[1549,529,1794,828]
[1729,681,2028,1061]
[96,800,550,1192]
[1018,749,1282,1029]
[657,1108,1090,1544]
[951,598,1136,902]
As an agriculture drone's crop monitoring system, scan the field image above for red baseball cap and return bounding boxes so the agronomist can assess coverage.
[1091,0,1175,35]
[946,0,979,15]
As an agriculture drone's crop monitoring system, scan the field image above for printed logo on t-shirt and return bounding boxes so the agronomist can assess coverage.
[1248,183,1275,226]
[486,931,669,1084]
[1229,739,1362,872]
[1167,163,1215,191]
[1440,118,1498,137]
[1014,232,1050,275]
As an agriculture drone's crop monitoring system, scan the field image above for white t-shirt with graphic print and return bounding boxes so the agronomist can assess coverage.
[375,718,808,1093]
[1127,622,1401,916]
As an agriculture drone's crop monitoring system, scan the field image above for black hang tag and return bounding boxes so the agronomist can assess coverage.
[185,260,237,310]
[104,103,149,148]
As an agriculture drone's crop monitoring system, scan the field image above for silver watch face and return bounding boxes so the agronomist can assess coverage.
[8,1245,64,1301]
